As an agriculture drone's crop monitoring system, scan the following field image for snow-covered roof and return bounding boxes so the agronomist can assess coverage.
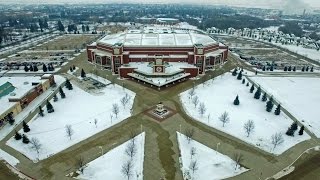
[98,27,217,47]
[0,76,46,115]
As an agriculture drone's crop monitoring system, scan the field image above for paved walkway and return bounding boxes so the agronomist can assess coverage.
[0,53,319,180]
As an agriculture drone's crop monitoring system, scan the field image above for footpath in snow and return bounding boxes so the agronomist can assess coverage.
[180,73,310,155]
[177,132,248,180]
[6,83,135,161]
[77,132,145,180]
[250,76,320,138]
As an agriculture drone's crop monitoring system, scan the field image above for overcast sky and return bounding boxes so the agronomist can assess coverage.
[1,0,320,9]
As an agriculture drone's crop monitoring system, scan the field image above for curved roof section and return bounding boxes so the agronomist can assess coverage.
[98,27,217,47]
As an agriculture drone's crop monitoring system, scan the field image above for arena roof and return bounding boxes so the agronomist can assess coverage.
[98,27,217,47]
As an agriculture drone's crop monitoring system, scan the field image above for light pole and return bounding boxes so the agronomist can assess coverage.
[216,142,220,154]
[99,146,103,157]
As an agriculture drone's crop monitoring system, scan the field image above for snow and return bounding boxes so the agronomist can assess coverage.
[128,62,195,75]
[177,132,248,180]
[77,132,145,180]
[272,42,320,62]
[180,73,310,155]
[0,75,65,141]
[6,83,135,161]
[249,76,320,138]
[0,149,20,167]
[86,73,111,85]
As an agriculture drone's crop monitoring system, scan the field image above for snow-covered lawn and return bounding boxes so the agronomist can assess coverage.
[271,42,320,62]
[177,132,248,180]
[77,132,145,180]
[6,84,135,161]
[180,73,310,155]
[250,76,320,138]
[0,149,20,167]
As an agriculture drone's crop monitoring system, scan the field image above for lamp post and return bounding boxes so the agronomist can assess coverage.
[99,146,103,157]
[216,142,220,154]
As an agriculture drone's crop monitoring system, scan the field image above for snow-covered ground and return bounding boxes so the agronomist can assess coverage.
[177,132,248,180]
[180,73,310,155]
[271,42,320,63]
[77,132,145,180]
[250,76,320,138]
[0,149,20,167]
[6,83,135,161]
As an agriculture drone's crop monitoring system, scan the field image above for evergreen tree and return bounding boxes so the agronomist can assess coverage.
[33,65,38,72]
[250,84,255,93]
[270,66,274,71]
[29,65,34,71]
[72,65,76,70]
[310,66,314,72]
[246,82,249,86]
[232,68,237,76]
[242,79,245,84]
[262,92,267,102]
[57,20,65,32]
[237,71,242,80]
[53,94,58,102]
[293,66,296,71]
[24,65,29,72]
[46,100,54,113]
[306,66,309,72]
[22,134,30,144]
[286,127,294,136]
[254,86,262,99]
[284,66,288,71]
[274,104,281,115]
[298,126,304,135]
[59,87,66,98]
[291,121,298,131]
[262,66,266,71]
[65,79,73,90]
[7,113,15,125]
[69,67,73,72]
[266,96,274,112]
[43,64,47,72]
[23,121,30,132]
[14,131,22,140]
[81,69,86,78]
[38,106,44,117]
[301,66,305,72]
[233,95,240,105]
[288,66,292,71]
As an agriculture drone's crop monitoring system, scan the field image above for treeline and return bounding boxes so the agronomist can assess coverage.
[278,22,303,37]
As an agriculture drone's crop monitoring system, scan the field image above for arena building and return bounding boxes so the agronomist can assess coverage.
[87,27,228,88]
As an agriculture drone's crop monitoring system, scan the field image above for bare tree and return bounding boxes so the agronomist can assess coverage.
[65,124,74,140]
[120,95,129,109]
[125,141,137,159]
[190,147,197,159]
[189,160,199,174]
[192,96,199,108]
[77,156,85,174]
[219,111,230,127]
[233,152,244,170]
[121,160,133,180]
[271,132,284,150]
[243,120,255,137]
[112,103,120,118]
[184,128,195,144]
[198,102,206,117]
[30,137,42,157]
[188,88,196,99]
[129,130,138,145]
[94,118,98,128]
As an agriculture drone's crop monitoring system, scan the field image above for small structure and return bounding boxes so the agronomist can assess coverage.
[153,102,168,116]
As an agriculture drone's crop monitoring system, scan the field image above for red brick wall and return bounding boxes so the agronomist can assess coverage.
[182,68,199,77]
[119,68,135,78]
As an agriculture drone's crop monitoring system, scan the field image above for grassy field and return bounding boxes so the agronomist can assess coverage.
[0,162,19,180]
[34,34,100,51]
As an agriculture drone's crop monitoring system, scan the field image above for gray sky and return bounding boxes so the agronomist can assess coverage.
[1,0,320,9]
